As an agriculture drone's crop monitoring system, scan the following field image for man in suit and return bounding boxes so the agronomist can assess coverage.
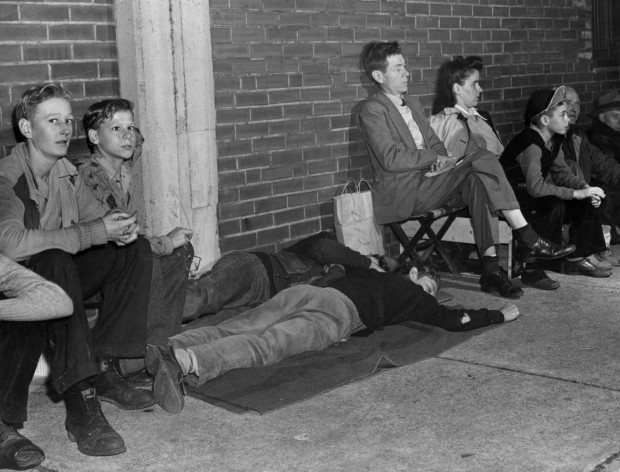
[357,41,574,298]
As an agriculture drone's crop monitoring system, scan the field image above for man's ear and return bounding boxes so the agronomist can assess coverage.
[371,70,384,85]
[88,129,99,146]
[408,266,419,282]
[18,118,32,139]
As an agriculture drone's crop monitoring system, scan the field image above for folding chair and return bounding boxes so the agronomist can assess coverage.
[388,207,467,275]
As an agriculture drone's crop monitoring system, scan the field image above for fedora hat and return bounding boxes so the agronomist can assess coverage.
[593,90,620,115]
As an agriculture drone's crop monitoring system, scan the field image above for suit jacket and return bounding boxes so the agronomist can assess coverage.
[358,92,448,224]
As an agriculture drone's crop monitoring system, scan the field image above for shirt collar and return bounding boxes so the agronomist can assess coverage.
[455,104,486,120]
[383,92,407,108]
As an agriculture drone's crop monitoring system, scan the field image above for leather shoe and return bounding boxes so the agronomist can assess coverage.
[145,345,186,414]
[124,368,154,389]
[96,358,156,410]
[480,268,524,299]
[520,269,560,290]
[592,250,620,268]
[565,258,612,278]
[519,238,576,263]
[64,387,126,456]
[0,422,44,470]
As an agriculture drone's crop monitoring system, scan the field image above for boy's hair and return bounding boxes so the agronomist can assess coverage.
[361,41,402,86]
[15,83,72,122]
[83,99,134,152]
[433,55,483,114]
[396,259,441,290]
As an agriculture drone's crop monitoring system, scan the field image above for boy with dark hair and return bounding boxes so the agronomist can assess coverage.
[500,86,610,277]
[145,259,520,414]
[76,99,194,384]
[357,41,575,299]
[0,83,154,463]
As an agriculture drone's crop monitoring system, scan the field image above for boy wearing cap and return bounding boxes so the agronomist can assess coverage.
[500,86,610,277]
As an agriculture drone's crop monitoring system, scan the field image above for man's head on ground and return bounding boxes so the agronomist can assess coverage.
[15,83,73,161]
[396,259,440,297]
[565,87,581,126]
[526,86,569,136]
[434,55,484,113]
[83,99,139,160]
[594,90,620,133]
[361,41,409,97]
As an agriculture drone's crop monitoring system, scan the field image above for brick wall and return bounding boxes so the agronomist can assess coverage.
[0,0,118,158]
[1,0,618,256]
[211,0,620,255]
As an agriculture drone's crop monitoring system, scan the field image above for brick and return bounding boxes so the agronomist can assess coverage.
[218,219,241,235]
[213,44,250,59]
[236,122,269,138]
[217,139,252,157]
[0,45,20,62]
[52,62,98,80]
[256,74,289,89]
[269,119,300,135]
[216,124,235,140]
[250,106,282,121]
[217,108,251,123]
[0,4,18,20]
[291,219,320,238]
[84,79,119,97]
[233,59,267,74]
[406,2,429,15]
[231,27,265,42]
[0,64,49,84]
[74,43,117,60]
[265,29,298,41]
[23,44,72,62]
[327,28,354,42]
[257,226,290,246]
[255,195,287,213]
[283,44,313,58]
[70,5,114,23]
[229,0,262,10]
[239,184,273,202]
[0,24,47,42]
[250,44,283,58]
[20,4,70,21]
[236,92,268,107]
[253,135,285,152]
[269,89,301,104]
[96,24,116,42]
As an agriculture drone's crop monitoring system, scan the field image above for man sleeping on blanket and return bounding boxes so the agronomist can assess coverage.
[145,259,520,413]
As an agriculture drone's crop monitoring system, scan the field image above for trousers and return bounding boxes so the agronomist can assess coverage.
[170,285,362,386]
[0,238,151,424]
[413,150,520,253]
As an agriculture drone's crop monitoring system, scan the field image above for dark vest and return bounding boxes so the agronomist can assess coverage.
[499,128,563,188]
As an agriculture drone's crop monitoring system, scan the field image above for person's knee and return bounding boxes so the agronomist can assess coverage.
[27,249,76,285]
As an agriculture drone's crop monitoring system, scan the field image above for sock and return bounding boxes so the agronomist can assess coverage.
[481,255,500,276]
[512,224,539,247]
[173,348,192,376]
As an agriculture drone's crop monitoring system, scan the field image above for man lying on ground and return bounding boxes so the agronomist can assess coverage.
[182,231,397,322]
[145,259,520,413]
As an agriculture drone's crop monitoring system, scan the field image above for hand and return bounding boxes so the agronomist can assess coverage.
[103,212,139,244]
[424,155,456,177]
[574,186,605,203]
[368,256,385,272]
[167,227,193,249]
[500,303,520,322]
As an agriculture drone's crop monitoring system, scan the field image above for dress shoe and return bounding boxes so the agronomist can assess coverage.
[124,368,154,389]
[0,422,44,470]
[64,387,126,456]
[96,358,156,410]
[589,253,613,270]
[519,238,576,263]
[593,250,620,267]
[565,258,612,278]
[480,268,524,299]
[145,345,186,414]
[520,269,560,290]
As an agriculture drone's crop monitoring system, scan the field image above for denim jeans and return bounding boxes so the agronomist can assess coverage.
[170,285,362,386]
[182,251,270,322]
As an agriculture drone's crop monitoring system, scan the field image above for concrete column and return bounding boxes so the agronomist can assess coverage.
[114,0,219,265]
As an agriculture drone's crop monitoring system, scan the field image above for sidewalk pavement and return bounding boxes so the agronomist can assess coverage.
[21,248,620,472]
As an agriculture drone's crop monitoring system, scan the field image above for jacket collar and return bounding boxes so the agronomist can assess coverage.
[375,92,426,149]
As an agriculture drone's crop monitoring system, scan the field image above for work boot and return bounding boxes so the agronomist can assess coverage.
[518,238,576,263]
[0,421,44,470]
[96,358,156,410]
[124,368,154,389]
[145,345,186,414]
[479,268,524,299]
[64,387,126,456]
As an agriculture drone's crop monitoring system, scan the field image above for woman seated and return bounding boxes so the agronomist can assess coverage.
[430,56,563,291]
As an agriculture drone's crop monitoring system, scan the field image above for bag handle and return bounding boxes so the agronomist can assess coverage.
[357,179,373,192]
[339,178,358,195]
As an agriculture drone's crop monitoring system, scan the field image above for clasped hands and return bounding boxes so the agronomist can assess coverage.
[424,155,457,177]
[575,185,605,208]
[103,211,140,246]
